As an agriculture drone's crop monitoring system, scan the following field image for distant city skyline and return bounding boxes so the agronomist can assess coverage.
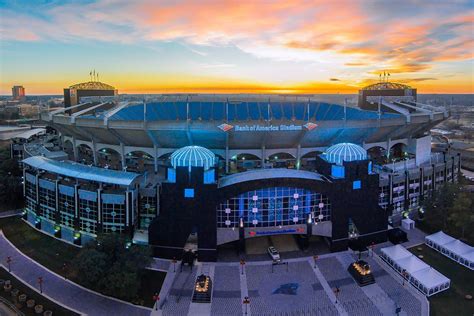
[0,0,473,95]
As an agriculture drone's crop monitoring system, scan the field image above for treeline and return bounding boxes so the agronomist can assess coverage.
[421,182,474,244]
[0,147,23,211]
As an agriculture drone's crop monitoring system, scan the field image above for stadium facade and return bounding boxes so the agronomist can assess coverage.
[20,81,460,261]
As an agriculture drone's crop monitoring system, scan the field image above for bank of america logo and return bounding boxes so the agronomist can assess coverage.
[218,123,234,132]
[304,122,318,131]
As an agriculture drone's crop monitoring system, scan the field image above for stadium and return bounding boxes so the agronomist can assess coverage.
[20,80,460,261]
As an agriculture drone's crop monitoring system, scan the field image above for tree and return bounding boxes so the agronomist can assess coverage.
[448,192,474,240]
[422,182,461,230]
[73,234,152,301]
[0,147,23,211]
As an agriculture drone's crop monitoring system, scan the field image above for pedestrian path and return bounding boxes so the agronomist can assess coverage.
[0,231,151,316]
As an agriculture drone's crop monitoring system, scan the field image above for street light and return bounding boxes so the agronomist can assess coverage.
[172,257,177,273]
[6,256,12,272]
[153,293,160,311]
[243,296,250,315]
[240,259,245,275]
[402,269,408,286]
[313,255,318,269]
[333,286,340,304]
[38,277,43,293]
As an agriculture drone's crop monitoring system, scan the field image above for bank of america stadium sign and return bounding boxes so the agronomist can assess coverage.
[218,122,318,132]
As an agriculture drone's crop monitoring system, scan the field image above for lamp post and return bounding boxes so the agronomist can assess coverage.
[172,257,177,273]
[313,255,318,269]
[333,286,340,304]
[243,296,250,315]
[38,277,43,294]
[402,269,408,286]
[153,293,160,311]
[6,256,12,272]
[62,262,68,280]
[240,259,245,275]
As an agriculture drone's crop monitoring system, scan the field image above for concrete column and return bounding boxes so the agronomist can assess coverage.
[120,142,126,170]
[225,146,229,173]
[91,139,98,165]
[154,144,158,174]
[261,146,266,168]
[296,144,301,170]
[72,136,78,161]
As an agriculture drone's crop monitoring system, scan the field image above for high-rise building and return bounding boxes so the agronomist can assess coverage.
[12,85,26,101]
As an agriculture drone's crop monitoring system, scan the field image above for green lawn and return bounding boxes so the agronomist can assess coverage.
[408,244,474,316]
[0,267,80,316]
[0,216,79,278]
[138,269,167,307]
[0,216,166,307]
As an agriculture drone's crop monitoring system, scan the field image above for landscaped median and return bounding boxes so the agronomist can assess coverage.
[0,216,166,308]
[0,266,80,316]
[409,244,474,316]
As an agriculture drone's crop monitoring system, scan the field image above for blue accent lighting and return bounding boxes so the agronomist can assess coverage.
[184,188,195,198]
[353,180,361,190]
[171,146,217,171]
[331,165,345,178]
[325,143,367,165]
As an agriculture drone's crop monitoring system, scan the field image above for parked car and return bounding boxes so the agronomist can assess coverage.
[268,246,281,262]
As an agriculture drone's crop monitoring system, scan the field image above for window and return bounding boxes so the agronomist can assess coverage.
[353,180,361,190]
[216,187,330,228]
[184,188,194,198]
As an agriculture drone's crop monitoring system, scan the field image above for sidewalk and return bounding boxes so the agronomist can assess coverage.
[0,209,23,219]
[0,231,151,316]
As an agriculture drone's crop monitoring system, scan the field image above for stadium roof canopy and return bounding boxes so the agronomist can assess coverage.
[362,82,412,91]
[69,81,115,90]
[23,156,139,186]
[171,146,217,170]
[324,143,367,164]
[12,128,46,140]
[104,100,400,122]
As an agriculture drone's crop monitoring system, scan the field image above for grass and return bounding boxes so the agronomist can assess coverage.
[0,267,80,316]
[408,244,474,316]
[0,216,80,278]
[0,216,166,307]
[138,269,167,307]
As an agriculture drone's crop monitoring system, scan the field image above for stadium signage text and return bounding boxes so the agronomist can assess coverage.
[218,122,317,132]
[235,124,302,132]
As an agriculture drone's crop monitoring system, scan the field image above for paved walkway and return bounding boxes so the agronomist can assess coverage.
[0,209,23,219]
[0,231,151,316]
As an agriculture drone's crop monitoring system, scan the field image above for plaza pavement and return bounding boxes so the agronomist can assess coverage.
[0,223,429,316]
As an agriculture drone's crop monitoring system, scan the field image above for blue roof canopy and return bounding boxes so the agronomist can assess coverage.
[324,143,368,165]
[171,146,216,171]
[22,156,140,186]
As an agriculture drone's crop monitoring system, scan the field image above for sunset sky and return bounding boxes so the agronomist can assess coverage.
[0,0,473,95]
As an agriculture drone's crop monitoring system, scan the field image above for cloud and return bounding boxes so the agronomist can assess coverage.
[329,78,340,81]
[0,0,473,77]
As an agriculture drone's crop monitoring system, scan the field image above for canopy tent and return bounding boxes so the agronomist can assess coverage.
[425,231,456,252]
[425,231,474,270]
[381,244,411,261]
[380,244,450,296]
[397,255,429,274]
[410,268,450,297]
[459,251,474,270]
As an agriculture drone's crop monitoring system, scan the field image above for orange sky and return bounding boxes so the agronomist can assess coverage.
[1,0,473,95]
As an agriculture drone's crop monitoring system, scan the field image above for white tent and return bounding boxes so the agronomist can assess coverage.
[443,239,473,259]
[425,231,474,270]
[380,244,451,296]
[397,255,429,274]
[459,251,474,270]
[410,268,450,296]
[425,231,456,254]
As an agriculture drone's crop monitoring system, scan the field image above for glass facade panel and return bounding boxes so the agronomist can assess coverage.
[217,187,330,228]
